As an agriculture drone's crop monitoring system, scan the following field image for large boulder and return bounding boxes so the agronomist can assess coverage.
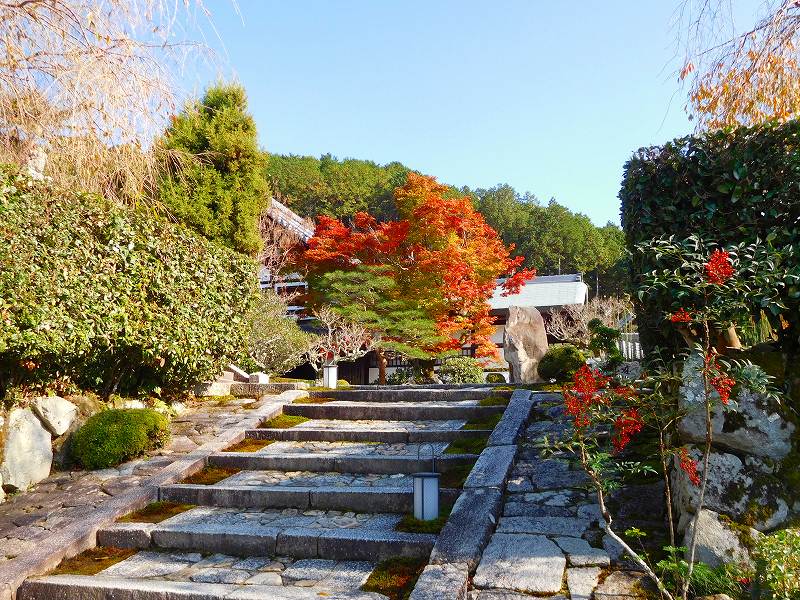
[503,306,549,383]
[679,355,794,459]
[683,509,760,569]
[1,407,52,491]
[31,395,78,436]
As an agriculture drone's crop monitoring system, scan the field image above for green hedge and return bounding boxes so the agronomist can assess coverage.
[71,408,170,469]
[619,119,800,353]
[0,167,259,397]
[538,344,586,382]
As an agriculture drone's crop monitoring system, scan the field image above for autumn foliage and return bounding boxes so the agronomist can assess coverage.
[294,173,535,357]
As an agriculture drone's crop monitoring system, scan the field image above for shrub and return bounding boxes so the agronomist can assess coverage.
[753,528,800,599]
[0,167,258,399]
[387,368,414,385]
[71,409,170,469]
[485,372,507,384]
[247,291,313,376]
[538,344,586,381]
[619,119,800,355]
[438,356,484,384]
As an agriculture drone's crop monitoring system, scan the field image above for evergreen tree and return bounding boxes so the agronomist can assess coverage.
[158,83,268,254]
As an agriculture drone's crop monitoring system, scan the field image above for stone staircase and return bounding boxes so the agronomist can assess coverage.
[19,388,509,600]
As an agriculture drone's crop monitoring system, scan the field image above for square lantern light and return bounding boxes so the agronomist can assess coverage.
[413,444,440,521]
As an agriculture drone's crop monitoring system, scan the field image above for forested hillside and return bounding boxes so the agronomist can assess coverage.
[265,153,626,294]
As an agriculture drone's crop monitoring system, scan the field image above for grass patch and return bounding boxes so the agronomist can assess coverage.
[272,377,314,384]
[444,436,488,455]
[259,414,310,429]
[478,395,510,407]
[439,463,475,489]
[494,383,563,392]
[361,556,427,600]
[462,412,502,431]
[51,547,137,576]
[119,501,195,523]
[294,397,335,404]
[395,504,453,534]
[181,465,239,485]
[223,438,275,452]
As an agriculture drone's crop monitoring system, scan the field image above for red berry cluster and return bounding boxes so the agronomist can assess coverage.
[710,374,736,405]
[563,365,610,428]
[704,249,734,285]
[669,308,693,323]
[677,446,700,486]
[612,408,644,453]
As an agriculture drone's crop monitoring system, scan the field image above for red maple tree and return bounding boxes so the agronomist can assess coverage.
[294,173,535,358]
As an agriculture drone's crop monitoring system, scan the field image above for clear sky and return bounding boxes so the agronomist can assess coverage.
[186,0,760,226]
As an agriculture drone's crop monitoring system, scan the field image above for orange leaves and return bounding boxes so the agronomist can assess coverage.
[294,173,535,357]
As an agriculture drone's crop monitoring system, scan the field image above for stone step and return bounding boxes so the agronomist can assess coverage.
[207,451,476,474]
[159,479,462,512]
[20,575,386,600]
[283,401,504,421]
[306,389,507,403]
[247,427,492,443]
[232,440,451,458]
[97,506,435,561]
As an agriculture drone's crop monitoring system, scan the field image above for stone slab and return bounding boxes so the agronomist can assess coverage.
[316,529,436,561]
[430,488,502,569]
[463,446,517,489]
[487,391,534,447]
[567,566,602,600]
[554,536,610,566]
[593,570,656,600]
[408,562,470,600]
[472,533,566,594]
[97,523,155,549]
[497,516,589,537]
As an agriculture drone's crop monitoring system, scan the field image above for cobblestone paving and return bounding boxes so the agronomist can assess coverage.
[225,470,414,488]
[99,551,375,590]
[293,419,466,431]
[256,441,449,457]
[0,397,261,561]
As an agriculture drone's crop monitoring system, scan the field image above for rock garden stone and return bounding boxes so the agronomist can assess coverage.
[683,509,760,569]
[0,407,52,491]
[593,570,655,599]
[472,533,565,595]
[567,566,602,600]
[503,306,549,383]
[30,396,78,436]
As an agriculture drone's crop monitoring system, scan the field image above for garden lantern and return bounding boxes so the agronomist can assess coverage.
[413,444,440,521]
[322,361,338,389]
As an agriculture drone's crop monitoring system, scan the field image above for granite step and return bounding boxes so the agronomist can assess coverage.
[207,451,476,474]
[98,506,436,561]
[283,401,504,421]
[305,388,507,403]
[20,575,386,600]
[247,427,492,443]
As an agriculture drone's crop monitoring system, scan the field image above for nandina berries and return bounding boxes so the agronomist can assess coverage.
[704,248,735,284]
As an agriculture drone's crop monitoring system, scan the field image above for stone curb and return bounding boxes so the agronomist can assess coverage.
[488,390,534,446]
[207,452,478,475]
[408,562,470,600]
[462,445,517,489]
[283,403,504,421]
[0,390,305,600]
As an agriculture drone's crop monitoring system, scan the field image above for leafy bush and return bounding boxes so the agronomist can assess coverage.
[0,167,258,398]
[538,344,586,381]
[438,357,484,384]
[71,409,170,469]
[387,368,414,386]
[485,372,507,384]
[247,292,313,376]
[753,528,800,599]
[620,120,800,354]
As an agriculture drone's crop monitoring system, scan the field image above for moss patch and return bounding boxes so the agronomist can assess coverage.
[223,438,275,452]
[395,504,453,534]
[294,397,335,404]
[361,556,427,600]
[439,464,475,489]
[444,436,488,455]
[51,547,137,575]
[259,414,310,429]
[119,501,195,524]
[478,395,509,407]
[462,413,502,431]
[181,465,239,485]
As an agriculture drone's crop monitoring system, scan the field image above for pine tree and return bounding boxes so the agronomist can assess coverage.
[158,83,268,254]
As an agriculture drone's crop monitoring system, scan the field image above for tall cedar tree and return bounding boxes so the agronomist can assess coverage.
[159,84,269,254]
[295,173,536,370]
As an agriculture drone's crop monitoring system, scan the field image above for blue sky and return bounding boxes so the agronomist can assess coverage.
[186,1,761,226]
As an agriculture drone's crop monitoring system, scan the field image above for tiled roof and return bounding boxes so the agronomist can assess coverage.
[490,274,588,311]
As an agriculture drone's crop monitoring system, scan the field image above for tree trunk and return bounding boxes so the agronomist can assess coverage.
[377,348,388,385]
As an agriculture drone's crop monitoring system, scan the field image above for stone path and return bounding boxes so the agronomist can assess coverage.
[17,387,503,600]
[467,394,659,600]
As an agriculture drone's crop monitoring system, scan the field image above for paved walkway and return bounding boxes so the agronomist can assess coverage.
[14,388,503,600]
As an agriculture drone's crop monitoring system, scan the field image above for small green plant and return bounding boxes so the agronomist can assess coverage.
[752,528,800,599]
[485,372,507,384]
[444,436,488,455]
[71,409,170,469]
[588,318,624,372]
[537,344,586,381]
[259,414,310,429]
[387,368,415,385]
[656,547,748,598]
[337,379,351,388]
[478,395,509,407]
[462,413,502,431]
[395,504,453,534]
[361,556,427,600]
[438,356,485,384]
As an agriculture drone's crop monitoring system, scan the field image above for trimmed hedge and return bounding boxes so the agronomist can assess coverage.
[71,408,170,469]
[620,120,800,353]
[0,167,259,397]
[438,356,485,384]
[538,344,586,382]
